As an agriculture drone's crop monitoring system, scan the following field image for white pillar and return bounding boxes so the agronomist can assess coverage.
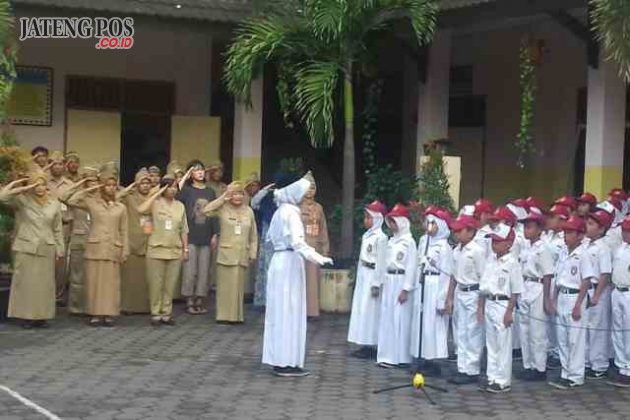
[584,58,626,198]
[232,77,263,181]
[415,30,452,171]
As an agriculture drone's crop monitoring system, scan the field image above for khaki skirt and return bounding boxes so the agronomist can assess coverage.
[85,259,121,316]
[9,250,56,320]
[121,254,150,313]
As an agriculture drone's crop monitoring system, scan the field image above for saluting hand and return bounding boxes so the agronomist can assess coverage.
[3,178,29,190]
[262,183,275,191]
[84,184,101,193]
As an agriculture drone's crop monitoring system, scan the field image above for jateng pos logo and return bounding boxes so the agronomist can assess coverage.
[19,17,134,49]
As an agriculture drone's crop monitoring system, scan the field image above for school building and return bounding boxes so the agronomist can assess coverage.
[8,0,627,207]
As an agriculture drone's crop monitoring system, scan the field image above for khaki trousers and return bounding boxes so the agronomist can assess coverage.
[146,258,181,318]
[67,246,86,314]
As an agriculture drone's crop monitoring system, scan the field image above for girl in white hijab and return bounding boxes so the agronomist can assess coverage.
[262,172,333,377]
[376,204,418,367]
[348,201,388,358]
[410,209,453,376]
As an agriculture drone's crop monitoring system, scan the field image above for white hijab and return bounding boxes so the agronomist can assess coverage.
[425,214,450,244]
[273,177,311,206]
[364,208,384,238]
[267,175,311,243]
[390,216,412,239]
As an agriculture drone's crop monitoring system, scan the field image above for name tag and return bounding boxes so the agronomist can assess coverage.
[165,219,173,231]
[60,203,68,212]
[140,216,150,228]
[86,213,91,222]
[306,224,319,236]
[235,221,242,235]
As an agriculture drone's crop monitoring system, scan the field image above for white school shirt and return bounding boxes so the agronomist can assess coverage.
[555,242,596,289]
[385,234,418,292]
[584,237,613,284]
[521,239,554,279]
[480,252,523,297]
[543,230,565,265]
[359,229,388,288]
[452,240,486,286]
[612,242,630,288]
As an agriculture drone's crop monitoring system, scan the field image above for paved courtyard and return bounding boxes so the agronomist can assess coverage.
[1,303,630,420]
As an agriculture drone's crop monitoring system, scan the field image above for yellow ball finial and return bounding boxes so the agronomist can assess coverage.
[412,373,425,389]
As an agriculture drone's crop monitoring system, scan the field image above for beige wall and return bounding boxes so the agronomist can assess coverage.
[451,19,587,204]
[12,11,214,153]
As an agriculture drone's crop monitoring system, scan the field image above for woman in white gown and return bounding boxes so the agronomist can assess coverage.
[410,208,453,376]
[347,200,388,358]
[262,172,333,377]
[376,204,418,368]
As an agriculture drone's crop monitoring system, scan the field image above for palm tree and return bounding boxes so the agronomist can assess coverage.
[223,0,438,258]
[0,0,17,124]
[590,0,630,82]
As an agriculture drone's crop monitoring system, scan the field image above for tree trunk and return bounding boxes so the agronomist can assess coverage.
[341,65,355,259]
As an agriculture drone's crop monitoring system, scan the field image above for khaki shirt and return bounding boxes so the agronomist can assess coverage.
[121,191,151,256]
[300,200,330,255]
[0,192,64,257]
[48,176,73,222]
[204,197,258,267]
[66,194,129,262]
[144,197,188,260]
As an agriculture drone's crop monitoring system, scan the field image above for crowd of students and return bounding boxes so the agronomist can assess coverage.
[347,190,630,392]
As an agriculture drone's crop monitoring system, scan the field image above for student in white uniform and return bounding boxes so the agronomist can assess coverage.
[446,214,486,385]
[262,172,333,377]
[377,204,417,368]
[348,201,388,359]
[518,211,554,381]
[473,199,494,255]
[609,215,630,388]
[548,216,596,389]
[410,207,453,376]
[576,193,598,218]
[599,201,623,251]
[584,209,614,379]
[479,223,523,393]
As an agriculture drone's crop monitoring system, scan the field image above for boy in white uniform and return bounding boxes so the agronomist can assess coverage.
[446,214,486,385]
[584,209,614,379]
[548,216,596,389]
[478,223,523,393]
[519,211,555,381]
[609,215,630,388]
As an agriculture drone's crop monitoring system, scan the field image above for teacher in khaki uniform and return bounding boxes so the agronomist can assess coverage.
[203,181,258,323]
[117,168,152,314]
[0,171,64,329]
[138,173,189,325]
[63,162,129,327]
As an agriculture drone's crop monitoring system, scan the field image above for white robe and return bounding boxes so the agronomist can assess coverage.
[377,218,417,365]
[348,224,387,346]
[262,178,329,368]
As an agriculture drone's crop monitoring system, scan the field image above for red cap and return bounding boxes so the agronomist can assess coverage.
[365,200,387,215]
[554,196,577,210]
[609,197,623,211]
[488,206,517,227]
[485,223,516,242]
[576,192,597,206]
[561,216,586,233]
[473,198,494,218]
[609,188,627,201]
[621,215,630,231]
[588,209,613,229]
[386,203,409,218]
[521,211,546,225]
[436,209,452,224]
[548,204,571,220]
[449,214,478,231]
[525,197,545,212]
[511,198,528,209]
[424,205,439,217]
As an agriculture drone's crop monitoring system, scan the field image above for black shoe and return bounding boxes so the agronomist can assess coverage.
[448,373,479,385]
[586,368,607,380]
[523,370,546,382]
[547,356,561,370]
[486,383,511,393]
[102,318,115,327]
[548,378,582,390]
[273,366,310,377]
[21,320,34,329]
[33,320,50,329]
[161,318,176,326]
[150,318,161,327]
[512,349,522,361]
[88,317,102,327]
[377,362,398,369]
[351,347,373,359]
[607,374,630,388]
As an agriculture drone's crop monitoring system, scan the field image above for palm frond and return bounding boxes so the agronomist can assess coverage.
[294,61,340,147]
[305,0,347,42]
[223,16,296,103]
[590,0,630,83]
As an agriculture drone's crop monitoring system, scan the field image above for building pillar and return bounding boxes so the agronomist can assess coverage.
[584,58,626,198]
[415,30,451,171]
[232,77,263,181]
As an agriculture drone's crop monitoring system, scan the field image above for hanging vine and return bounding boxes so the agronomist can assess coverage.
[515,37,538,168]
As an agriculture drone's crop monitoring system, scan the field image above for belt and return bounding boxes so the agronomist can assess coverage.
[274,248,294,252]
[525,277,544,284]
[387,269,405,275]
[424,271,440,276]
[459,284,480,292]
[559,287,580,294]
[487,294,509,301]
[616,286,630,292]
[361,261,376,269]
